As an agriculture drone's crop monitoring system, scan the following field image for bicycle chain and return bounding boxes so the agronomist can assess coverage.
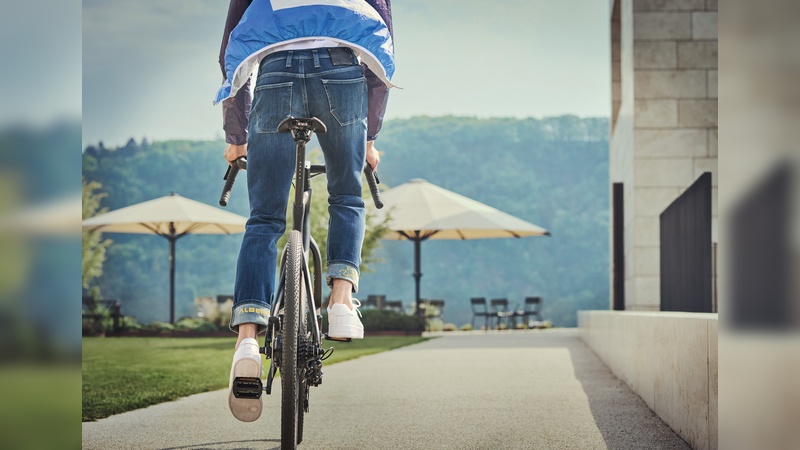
[297,335,324,387]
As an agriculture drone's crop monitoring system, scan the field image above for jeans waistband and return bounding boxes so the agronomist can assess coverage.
[266,47,355,61]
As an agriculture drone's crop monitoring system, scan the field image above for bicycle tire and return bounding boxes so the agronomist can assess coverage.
[297,393,305,445]
[297,262,309,445]
[298,231,325,444]
[281,230,303,450]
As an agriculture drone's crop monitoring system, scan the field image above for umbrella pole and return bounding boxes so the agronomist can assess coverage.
[169,223,176,324]
[414,234,422,317]
[169,238,175,324]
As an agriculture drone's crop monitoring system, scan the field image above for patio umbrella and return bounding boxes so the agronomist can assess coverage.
[373,179,550,316]
[0,194,81,236]
[82,192,247,323]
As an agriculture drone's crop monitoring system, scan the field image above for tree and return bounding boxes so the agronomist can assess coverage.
[278,173,391,277]
[82,116,609,326]
[361,188,390,273]
[82,178,112,294]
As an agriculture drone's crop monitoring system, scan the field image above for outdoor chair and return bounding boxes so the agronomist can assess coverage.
[422,299,445,331]
[489,298,514,329]
[426,299,445,318]
[470,297,491,330]
[82,296,125,334]
[514,296,543,328]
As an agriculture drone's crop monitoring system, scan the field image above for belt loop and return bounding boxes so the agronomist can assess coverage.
[312,49,321,68]
[285,51,293,68]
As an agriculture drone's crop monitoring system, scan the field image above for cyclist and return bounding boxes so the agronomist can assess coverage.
[215,0,395,421]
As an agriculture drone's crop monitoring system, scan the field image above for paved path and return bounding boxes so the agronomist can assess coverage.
[83,330,691,449]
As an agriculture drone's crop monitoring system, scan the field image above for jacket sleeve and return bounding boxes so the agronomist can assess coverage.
[365,65,389,141]
[219,0,252,146]
[365,0,393,142]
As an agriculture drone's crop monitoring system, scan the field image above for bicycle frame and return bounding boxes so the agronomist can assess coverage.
[220,115,381,449]
[264,122,326,396]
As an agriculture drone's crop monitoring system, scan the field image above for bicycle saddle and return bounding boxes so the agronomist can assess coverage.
[278,116,327,134]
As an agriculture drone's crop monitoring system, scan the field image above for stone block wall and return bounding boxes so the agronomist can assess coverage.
[610,0,718,310]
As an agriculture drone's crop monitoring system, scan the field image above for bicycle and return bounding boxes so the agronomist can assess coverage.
[220,116,382,449]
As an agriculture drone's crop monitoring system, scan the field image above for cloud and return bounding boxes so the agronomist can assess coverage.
[0,1,81,125]
[82,0,612,146]
[388,0,610,119]
[83,0,228,146]
[84,0,224,60]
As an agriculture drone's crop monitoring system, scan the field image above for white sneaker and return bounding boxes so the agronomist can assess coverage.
[228,337,263,422]
[327,299,365,339]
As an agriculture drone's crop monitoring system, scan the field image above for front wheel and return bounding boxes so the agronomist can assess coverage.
[281,231,303,450]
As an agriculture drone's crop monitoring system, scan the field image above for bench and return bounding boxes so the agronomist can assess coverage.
[365,294,386,309]
[82,296,124,333]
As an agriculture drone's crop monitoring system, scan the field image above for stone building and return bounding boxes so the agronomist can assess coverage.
[581,4,720,448]
[609,0,718,311]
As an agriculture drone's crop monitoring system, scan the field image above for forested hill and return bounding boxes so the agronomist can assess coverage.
[82,115,609,327]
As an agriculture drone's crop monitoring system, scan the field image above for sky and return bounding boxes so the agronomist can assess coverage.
[0,2,82,127]
[82,0,611,148]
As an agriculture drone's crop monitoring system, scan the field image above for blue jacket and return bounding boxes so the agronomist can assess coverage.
[217,0,395,144]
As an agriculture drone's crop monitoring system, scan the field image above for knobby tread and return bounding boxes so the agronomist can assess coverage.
[281,231,303,450]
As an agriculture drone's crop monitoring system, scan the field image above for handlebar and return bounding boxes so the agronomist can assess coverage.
[364,164,383,209]
[219,157,247,206]
[219,157,383,209]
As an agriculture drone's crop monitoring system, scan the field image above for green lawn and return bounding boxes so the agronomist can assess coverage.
[82,335,426,421]
[0,365,82,449]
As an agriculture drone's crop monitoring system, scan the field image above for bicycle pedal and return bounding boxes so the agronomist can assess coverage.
[323,333,352,343]
[232,377,263,399]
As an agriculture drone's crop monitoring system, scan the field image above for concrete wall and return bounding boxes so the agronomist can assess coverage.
[609,0,718,311]
[579,310,718,450]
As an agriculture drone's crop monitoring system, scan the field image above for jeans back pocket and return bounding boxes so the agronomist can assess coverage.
[321,77,367,127]
[253,81,293,134]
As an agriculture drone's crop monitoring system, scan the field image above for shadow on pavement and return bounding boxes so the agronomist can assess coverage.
[160,438,280,450]
[403,331,691,449]
[408,331,581,349]
[567,339,692,450]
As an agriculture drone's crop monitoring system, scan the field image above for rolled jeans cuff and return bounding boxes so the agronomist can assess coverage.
[326,262,360,293]
[230,302,271,334]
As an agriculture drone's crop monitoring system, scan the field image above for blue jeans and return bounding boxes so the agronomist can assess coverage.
[231,48,367,332]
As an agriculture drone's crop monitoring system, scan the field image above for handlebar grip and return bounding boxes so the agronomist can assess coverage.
[219,157,247,207]
[364,165,383,209]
